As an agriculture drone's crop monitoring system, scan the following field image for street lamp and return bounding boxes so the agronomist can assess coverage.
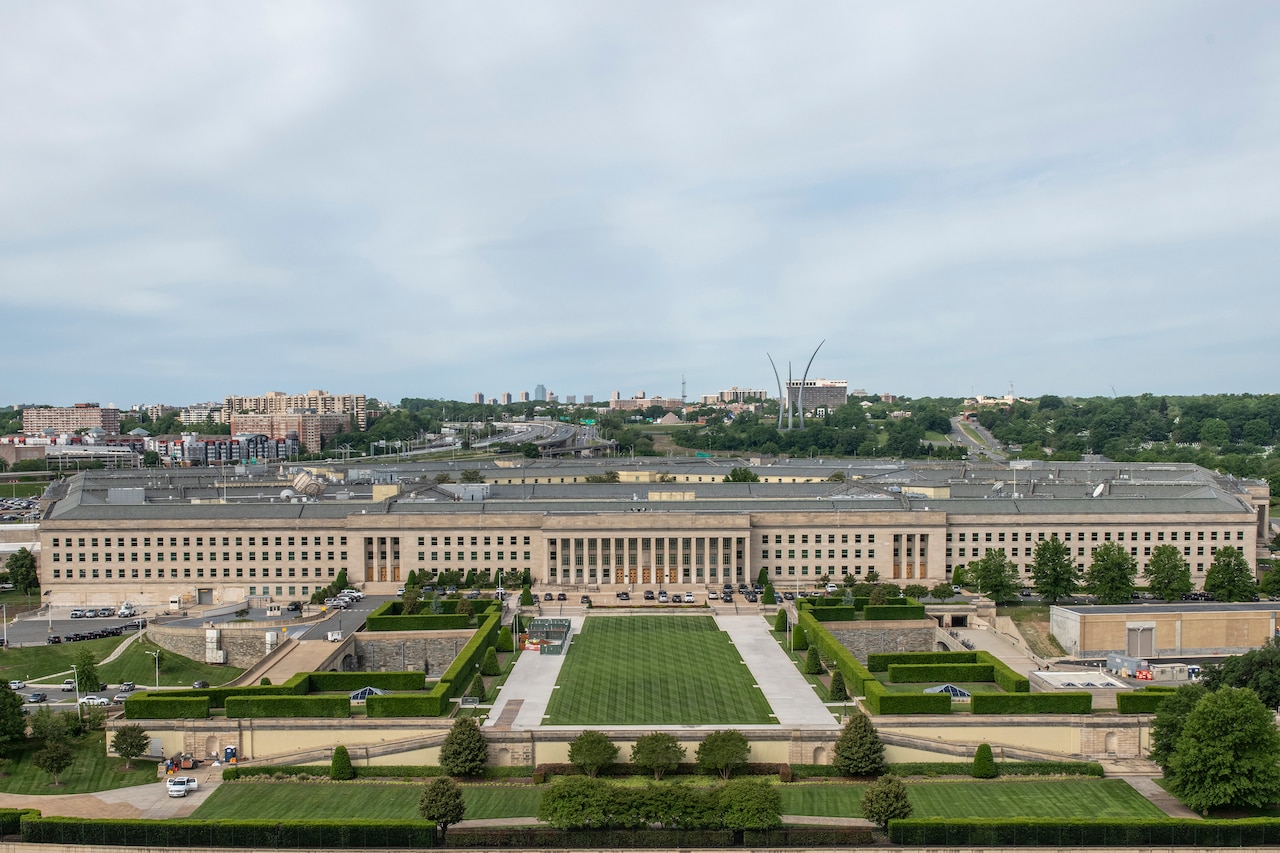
[146,651,160,689]
[70,664,82,721]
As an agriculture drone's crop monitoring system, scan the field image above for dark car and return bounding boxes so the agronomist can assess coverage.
[26,692,46,703]
[556,592,567,601]
[643,590,656,600]
[618,592,630,601]
[191,681,210,689]
[543,592,554,601]
[44,635,62,645]
[579,595,592,604]
[286,601,301,612]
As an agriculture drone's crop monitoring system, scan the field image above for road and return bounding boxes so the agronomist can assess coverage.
[950,416,1006,461]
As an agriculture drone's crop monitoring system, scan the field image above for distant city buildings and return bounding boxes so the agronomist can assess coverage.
[473,392,484,404]
[178,402,224,424]
[229,412,350,453]
[223,390,367,431]
[534,384,547,402]
[501,392,513,405]
[702,387,769,406]
[608,392,683,412]
[519,391,530,402]
[786,379,848,415]
[22,403,120,436]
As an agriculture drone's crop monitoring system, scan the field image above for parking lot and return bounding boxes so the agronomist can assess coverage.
[0,496,39,522]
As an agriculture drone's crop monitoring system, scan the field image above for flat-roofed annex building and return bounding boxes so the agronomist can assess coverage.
[33,460,1269,609]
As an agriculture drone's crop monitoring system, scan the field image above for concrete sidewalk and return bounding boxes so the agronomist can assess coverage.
[714,613,839,728]
[485,616,581,730]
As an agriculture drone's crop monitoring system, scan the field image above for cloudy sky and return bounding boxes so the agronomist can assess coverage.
[3,2,1277,408]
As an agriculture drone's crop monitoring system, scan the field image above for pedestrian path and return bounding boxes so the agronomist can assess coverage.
[1119,774,1202,819]
[485,616,581,730]
[714,613,839,728]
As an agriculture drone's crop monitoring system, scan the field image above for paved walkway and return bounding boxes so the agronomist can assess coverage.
[485,616,581,730]
[714,614,838,728]
[0,764,224,819]
[1119,774,1203,819]
[951,624,1040,676]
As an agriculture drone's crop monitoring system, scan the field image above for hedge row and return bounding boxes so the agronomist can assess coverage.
[121,695,210,720]
[224,765,532,781]
[803,606,862,622]
[366,613,471,631]
[182,672,311,709]
[969,693,1092,714]
[225,695,350,719]
[974,651,1030,693]
[865,603,926,620]
[862,682,951,715]
[886,663,994,683]
[868,651,977,672]
[884,761,1104,778]
[797,611,875,695]
[889,818,1280,847]
[418,611,502,715]
[365,694,440,718]
[1116,691,1172,714]
[0,810,36,835]
[306,672,426,692]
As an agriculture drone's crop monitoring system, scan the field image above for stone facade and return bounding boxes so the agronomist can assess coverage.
[824,619,938,662]
[352,630,474,676]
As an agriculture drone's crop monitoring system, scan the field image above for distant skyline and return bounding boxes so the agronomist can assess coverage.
[3,3,1278,406]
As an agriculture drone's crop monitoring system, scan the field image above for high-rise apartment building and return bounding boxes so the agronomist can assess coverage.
[223,391,367,431]
[473,393,484,404]
[519,392,530,402]
[534,384,547,402]
[229,412,350,453]
[22,404,121,436]
[786,379,848,414]
[501,392,513,405]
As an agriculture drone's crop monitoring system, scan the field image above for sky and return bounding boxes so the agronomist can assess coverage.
[3,2,1278,409]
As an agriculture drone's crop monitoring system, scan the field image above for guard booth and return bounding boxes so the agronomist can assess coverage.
[525,618,572,655]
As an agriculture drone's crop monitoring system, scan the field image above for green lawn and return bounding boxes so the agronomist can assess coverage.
[0,730,159,794]
[194,782,543,820]
[99,636,244,687]
[0,635,127,684]
[544,616,775,725]
[879,681,1004,695]
[780,779,1163,820]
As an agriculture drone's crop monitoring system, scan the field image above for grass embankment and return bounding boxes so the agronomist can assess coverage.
[545,616,775,725]
[0,731,158,795]
[195,778,1160,822]
[99,636,244,687]
[999,605,1067,657]
[0,636,127,684]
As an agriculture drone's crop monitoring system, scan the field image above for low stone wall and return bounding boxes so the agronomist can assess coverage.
[351,629,475,676]
[823,618,938,661]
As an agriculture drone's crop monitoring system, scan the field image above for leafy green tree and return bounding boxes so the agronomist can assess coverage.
[460,469,484,483]
[1143,544,1193,601]
[949,565,970,589]
[27,706,73,744]
[1029,537,1078,604]
[1262,567,1280,599]
[73,649,100,693]
[696,730,750,780]
[902,584,928,600]
[439,717,488,777]
[972,743,997,779]
[568,730,619,778]
[1149,682,1208,771]
[828,670,848,701]
[111,724,150,771]
[1200,637,1280,709]
[32,742,74,786]
[630,732,685,781]
[537,775,609,828]
[930,582,954,601]
[804,646,825,675]
[418,776,467,841]
[715,778,782,830]
[454,597,473,618]
[723,467,759,483]
[833,713,885,777]
[969,549,1021,603]
[480,647,500,676]
[1204,546,1256,602]
[1168,687,1280,813]
[1085,542,1138,604]
[868,585,889,605]
[0,687,25,753]
[859,774,913,828]
[330,745,355,780]
[5,548,38,595]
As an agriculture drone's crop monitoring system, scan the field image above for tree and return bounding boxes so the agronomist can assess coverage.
[832,713,885,777]
[537,775,610,829]
[972,743,997,779]
[32,742,74,786]
[1200,636,1280,709]
[723,467,759,483]
[715,778,783,830]
[828,670,848,701]
[495,625,513,653]
[480,647,500,676]
[630,732,685,781]
[1149,682,1208,771]
[5,548,37,595]
[1168,687,1280,813]
[868,585,889,605]
[696,730,750,780]
[1204,546,1256,602]
[460,469,484,483]
[969,549,1020,603]
[1085,542,1138,604]
[859,774,913,828]
[27,706,73,744]
[0,686,24,753]
[418,776,467,841]
[902,584,928,600]
[804,646,825,675]
[568,730,618,778]
[73,649,100,693]
[111,724,150,771]
[791,622,808,651]
[454,597,473,618]
[520,585,534,606]
[930,582,954,601]
[330,745,354,780]
[1143,544,1193,601]
[468,673,486,701]
[439,717,488,777]
[1029,537,1078,604]
[949,565,970,589]
[773,609,788,633]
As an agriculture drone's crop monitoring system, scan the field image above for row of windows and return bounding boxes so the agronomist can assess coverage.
[947,529,1246,543]
[768,565,868,576]
[53,552,347,564]
[52,535,348,548]
[949,545,1226,559]
[763,549,878,560]
[418,551,533,562]
[761,533,874,545]
[418,535,532,547]
[49,566,339,580]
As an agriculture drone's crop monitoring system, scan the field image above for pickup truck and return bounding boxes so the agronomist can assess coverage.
[165,776,199,798]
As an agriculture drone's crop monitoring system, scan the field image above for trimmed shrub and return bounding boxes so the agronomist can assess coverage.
[1117,690,1171,714]
[886,663,994,683]
[828,670,848,701]
[330,746,354,781]
[307,672,425,692]
[773,609,788,633]
[122,695,210,720]
[365,694,444,717]
[885,760,1104,778]
[495,626,513,653]
[798,611,875,695]
[468,674,486,701]
[804,646,825,675]
[791,622,809,652]
[864,603,926,620]
[480,647,500,676]
[778,764,792,782]
[890,818,1280,847]
[805,606,862,622]
[868,652,977,672]
[520,585,535,606]
[862,682,951,715]
[259,677,272,686]
[972,743,997,778]
[970,692,1092,714]
[225,695,350,719]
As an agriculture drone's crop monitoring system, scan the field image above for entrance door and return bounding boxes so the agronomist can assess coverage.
[196,588,213,605]
[1126,627,1154,657]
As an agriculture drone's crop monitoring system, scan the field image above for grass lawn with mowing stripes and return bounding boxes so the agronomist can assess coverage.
[0,731,159,795]
[544,616,775,725]
[193,782,542,821]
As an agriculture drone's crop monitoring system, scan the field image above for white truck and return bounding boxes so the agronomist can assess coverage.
[165,776,199,797]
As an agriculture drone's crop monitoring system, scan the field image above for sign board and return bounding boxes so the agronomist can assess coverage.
[696,452,711,458]
[460,696,480,707]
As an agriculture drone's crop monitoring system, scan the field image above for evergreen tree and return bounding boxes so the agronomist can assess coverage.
[828,670,848,701]
[439,717,488,777]
[520,585,535,606]
[792,622,809,652]
[832,713,885,777]
[330,745,355,780]
[773,609,788,633]
[971,743,997,778]
[496,626,513,653]
[481,647,500,676]
[804,646,824,675]
[468,673,486,701]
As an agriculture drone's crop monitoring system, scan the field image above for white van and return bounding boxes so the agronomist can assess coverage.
[117,602,136,618]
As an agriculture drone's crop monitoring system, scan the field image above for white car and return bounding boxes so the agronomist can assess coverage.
[341,589,364,600]
[78,695,109,706]
[166,776,199,797]
[7,680,24,690]
[683,592,695,603]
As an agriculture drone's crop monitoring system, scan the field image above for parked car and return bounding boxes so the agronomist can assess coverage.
[396,586,406,595]
[97,608,114,617]
[119,682,136,692]
[191,680,210,689]
[69,609,85,619]
[44,635,61,645]
[78,696,109,706]
[617,592,630,601]
[543,592,553,601]
[7,680,24,690]
[556,592,567,601]
[707,590,719,600]
[658,592,669,603]
[579,595,592,604]
[782,591,795,601]
[165,776,199,798]
[60,679,75,692]
[112,693,131,704]
[286,601,301,611]
[26,692,46,703]
[683,592,695,603]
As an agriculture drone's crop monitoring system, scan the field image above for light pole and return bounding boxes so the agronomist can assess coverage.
[147,651,160,689]
[70,664,82,721]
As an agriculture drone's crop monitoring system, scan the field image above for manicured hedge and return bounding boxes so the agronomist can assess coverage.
[862,680,951,715]
[969,693,1092,714]
[224,765,531,780]
[365,694,440,718]
[225,695,350,719]
[306,671,426,692]
[804,606,862,622]
[884,761,1104,778]
[366,613,471,631]
[185,672,310,709]
[886,663,994,683]
[974,651,1030,693]
[417,611,503,715]
[122,695,211,720]
[865,602,926,620]
[1116,690,1171,714]
[868,652,977,672]
[0,809,37,835]
[798,611,875,694]
[889,818,1280,847]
